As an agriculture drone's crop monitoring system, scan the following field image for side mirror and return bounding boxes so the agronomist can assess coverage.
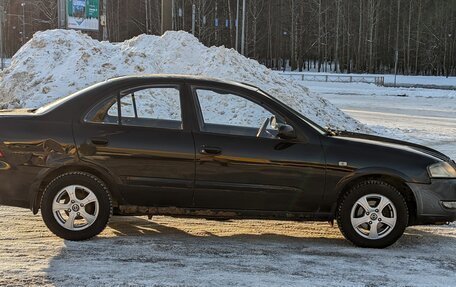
[277,124,296,140]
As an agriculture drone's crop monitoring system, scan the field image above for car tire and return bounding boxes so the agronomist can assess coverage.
[337,180,408,248]
[40,172,112,241]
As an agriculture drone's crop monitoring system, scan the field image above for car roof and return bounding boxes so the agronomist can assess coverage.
[105,74,260,92]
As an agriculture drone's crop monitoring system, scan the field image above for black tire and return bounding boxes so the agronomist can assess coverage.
[41,172,112,241]
[336,180,408,248]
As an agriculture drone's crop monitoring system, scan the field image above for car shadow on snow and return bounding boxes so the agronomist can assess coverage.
[43,216,456,286]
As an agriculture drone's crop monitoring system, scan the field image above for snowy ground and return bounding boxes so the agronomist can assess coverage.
[1,79,455,286]
[1,207,455,287]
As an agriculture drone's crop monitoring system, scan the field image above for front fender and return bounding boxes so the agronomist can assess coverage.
[324,167,424,215]
[333,167,416,197]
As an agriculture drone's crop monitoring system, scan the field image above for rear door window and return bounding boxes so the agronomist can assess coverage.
[87,86,183,130]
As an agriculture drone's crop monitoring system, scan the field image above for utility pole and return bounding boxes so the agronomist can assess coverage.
[57,0,66,29]
[145,0,149,34]
[21,2,25,45]
[235,0,239,52]
[241,0,246,55]
[181,0,184,31]
[214,1,218,44]
[161,0,172,34]
[191,4,195,35]
[102,0,108,40]
[394,0,401,86]
[0,4,4,70]
[171,0,175,30]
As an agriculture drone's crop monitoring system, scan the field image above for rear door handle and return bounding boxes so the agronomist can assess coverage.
[91,137,109,145]
[200,145,222,155]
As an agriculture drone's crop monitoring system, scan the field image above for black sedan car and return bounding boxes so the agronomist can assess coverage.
[0,75,455,248]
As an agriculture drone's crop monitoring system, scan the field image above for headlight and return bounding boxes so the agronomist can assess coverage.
[428,162,456,178]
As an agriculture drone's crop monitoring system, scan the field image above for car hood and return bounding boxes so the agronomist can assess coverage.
[333,131,451,162]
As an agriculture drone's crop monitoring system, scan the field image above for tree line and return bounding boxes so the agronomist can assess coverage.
[2,0,456,76]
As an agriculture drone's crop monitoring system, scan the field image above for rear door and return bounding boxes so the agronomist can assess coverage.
[73,83,195,207]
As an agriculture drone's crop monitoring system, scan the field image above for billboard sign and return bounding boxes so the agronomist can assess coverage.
[67,0,99,31]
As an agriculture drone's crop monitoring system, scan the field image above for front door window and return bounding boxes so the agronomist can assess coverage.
[194,88,286,138]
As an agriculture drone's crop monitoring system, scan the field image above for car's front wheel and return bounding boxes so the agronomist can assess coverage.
[41,172,112,241]
[337,180,408,248]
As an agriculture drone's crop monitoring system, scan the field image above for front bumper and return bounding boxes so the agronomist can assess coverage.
[407,179,456,225]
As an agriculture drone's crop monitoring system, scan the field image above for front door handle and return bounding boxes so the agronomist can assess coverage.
[200,145,222,155]
[91,137,109,146]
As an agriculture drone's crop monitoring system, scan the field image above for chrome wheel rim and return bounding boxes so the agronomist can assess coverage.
[52,185,99,231]
[350,194,397,240]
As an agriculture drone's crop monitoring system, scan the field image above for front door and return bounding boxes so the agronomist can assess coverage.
[190,87,325,212]
[73,84,195,207]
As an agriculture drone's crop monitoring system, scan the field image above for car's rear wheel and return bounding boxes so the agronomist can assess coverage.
[41,172,112,241]
[337,180,408,248]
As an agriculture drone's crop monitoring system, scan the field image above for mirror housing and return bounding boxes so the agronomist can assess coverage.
[277,124,296,140]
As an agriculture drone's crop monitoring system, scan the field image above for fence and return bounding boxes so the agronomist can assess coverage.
[279,72,385,86]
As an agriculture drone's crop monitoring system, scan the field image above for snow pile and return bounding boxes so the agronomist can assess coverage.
[0,29,366,131]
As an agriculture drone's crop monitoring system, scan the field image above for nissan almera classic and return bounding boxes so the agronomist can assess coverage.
[0,75,454,248]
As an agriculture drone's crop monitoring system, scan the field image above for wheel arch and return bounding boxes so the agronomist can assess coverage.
[30,163,123,214]
[333,170,418,225]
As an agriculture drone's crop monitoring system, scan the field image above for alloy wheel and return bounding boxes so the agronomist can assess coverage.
[350,193,397,240]
[52,185,99,231]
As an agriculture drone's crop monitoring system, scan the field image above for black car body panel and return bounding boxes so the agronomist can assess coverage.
[0,112,77,209]
[0,75,454,225]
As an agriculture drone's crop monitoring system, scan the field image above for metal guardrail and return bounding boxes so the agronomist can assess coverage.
[280,72,385,86]
[383,83,456,90]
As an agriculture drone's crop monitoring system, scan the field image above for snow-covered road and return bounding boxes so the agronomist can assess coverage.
[1,80,455,286]
[1,206,455,287]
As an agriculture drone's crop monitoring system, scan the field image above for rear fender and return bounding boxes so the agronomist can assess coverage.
[29,161,123,214]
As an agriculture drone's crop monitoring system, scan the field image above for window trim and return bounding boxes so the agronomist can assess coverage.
[191,86,289,138]
[83,84,184,130]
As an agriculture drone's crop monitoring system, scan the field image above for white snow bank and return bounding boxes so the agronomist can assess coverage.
[0,29,366,131]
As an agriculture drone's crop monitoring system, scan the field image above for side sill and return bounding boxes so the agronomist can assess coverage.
[117,205,333,221]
